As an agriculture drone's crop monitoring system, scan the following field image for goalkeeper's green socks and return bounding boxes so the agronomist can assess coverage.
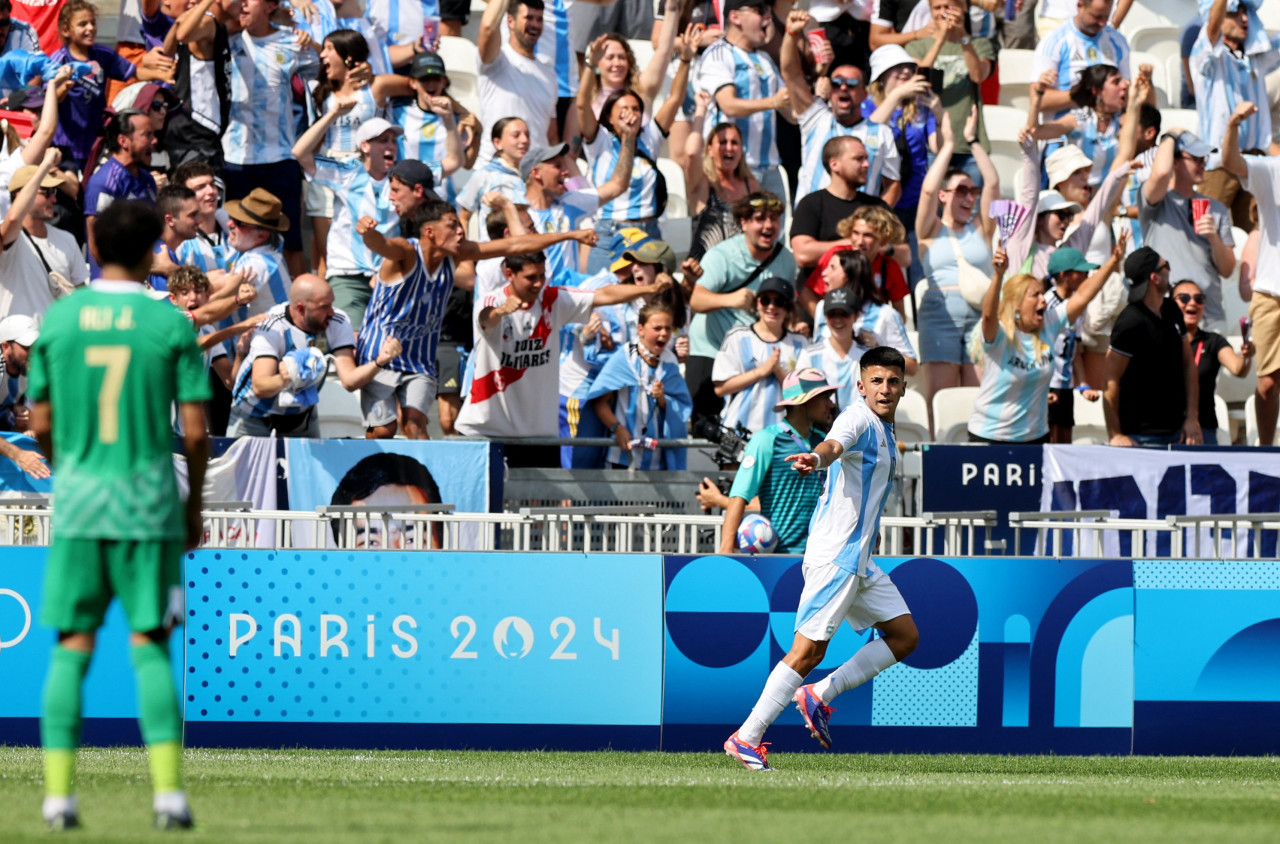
[131,640,184,793]
[41,645,92,798]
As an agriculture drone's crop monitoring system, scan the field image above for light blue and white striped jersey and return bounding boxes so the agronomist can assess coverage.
[392,98,458,203]
[802,395,898,577]
[2,19,41,56]
[1121,146,1157,249]
[797,339,859,410]
[1044,286,1081,390]
[454,157,527,224]
[1190,30,1280,170]
[796,100,901,204]
[500,0,577,97]
[804,304,915,407]
[309,156,399,277]
[968,299,1069,442]
[1065,107,1118,187]
[1032,20,1130,95]
[530,189,601,282]
[695,38,783,172]
[584,121,665,223]
[224,26,320,165]
[290,2,394,74]
[367,0,441,50]
[594,342,688,470]
[711,324,808,433]
[232,302,357,417]
[314,85,381,154]
[226,242,293,319]
[357,242,454,375]
[559,269,625,398]
[176,229,231,275]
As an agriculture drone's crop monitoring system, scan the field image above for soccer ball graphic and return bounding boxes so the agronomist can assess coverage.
[736,513,778,554]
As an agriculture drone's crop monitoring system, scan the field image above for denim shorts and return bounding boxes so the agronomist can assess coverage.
[916,284,980,364]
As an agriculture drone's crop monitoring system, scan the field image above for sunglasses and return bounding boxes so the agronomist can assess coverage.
[1157,261,1171,273]
[37,186,58,198]
[830,76,863,89]
[1050,208,1075,221]
[758,295,789,307]
[150,101,169,111]
[748,197,784,212]
[1175,293,1205,305]
[944,184,978,198]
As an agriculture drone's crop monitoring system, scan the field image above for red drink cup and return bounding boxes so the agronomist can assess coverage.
[1192,198,1211,227]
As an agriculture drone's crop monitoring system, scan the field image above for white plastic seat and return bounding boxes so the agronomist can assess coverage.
[981,105,1027,145]
[1244,394,1260,446]
[896,388,932,443]
[1072,391,1109,444]
[930,386,980,443]
[438,36,482,116]
[1160,108,1200,136]
[997,49,1035,112]
[657,157,688,219]
[317,371,367,438]
[988,140,1023,199]
[1213,393,1231,445]
[658,216,692,262]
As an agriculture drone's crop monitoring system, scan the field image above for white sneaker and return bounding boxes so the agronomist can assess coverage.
[153,791,193,830]
[42,794,79,830]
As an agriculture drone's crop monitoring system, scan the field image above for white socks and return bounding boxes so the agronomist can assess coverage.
[812,638,897,704]
[738,662,804,746]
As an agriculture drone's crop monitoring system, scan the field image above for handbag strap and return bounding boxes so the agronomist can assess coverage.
[723,242,783,296]
[944,223,980,275]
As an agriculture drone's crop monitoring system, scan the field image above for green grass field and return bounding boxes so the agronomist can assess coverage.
[2,747,1279,843]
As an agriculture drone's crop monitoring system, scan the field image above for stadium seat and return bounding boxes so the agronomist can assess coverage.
[1244,394,1260,446]
[1160,108,1199,135]
[930,386,979,443]
[987,140,1023,199]
[1222,227,1250,329]
[896,388,932,443]
[1072,392,1109,444]
[1214,393,1231,444]
[905,329,920,359]
[996,50,1034,112]
[1127,24,1181,55]
[1216,337,1257,405]
[438,36,482,116]
[317,367,366,438]
[657,157,689,218]
[1118,0,1199,40]
[659,216,692,261]
[628,39,656,75]
[1128,27,1183,100]
[981,106,1027,150]
[775,164,792,212]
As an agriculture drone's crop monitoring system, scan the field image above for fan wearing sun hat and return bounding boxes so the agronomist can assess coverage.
[223,188,293,320]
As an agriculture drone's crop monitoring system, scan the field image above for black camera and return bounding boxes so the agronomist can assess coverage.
[695,419,752,468]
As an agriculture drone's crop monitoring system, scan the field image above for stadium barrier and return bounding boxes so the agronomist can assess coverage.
[3,549,1279,756]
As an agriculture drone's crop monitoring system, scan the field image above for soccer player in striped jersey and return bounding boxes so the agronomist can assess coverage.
[725,346,918,771]
[355,199,600,439]
[694,0,795,194]
[780,9,901,205]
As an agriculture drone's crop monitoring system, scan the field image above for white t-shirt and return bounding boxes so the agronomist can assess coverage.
[1242,156,1280,298]
[477,43,558,166]
[22,227,89,289]
[0,228,57,321]
[455,283,595,437]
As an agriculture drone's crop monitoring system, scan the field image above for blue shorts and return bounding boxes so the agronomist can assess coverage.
[916,285,980,364]
[559,394,608,469]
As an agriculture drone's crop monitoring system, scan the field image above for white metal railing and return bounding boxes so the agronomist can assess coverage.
[4,502,1278,559]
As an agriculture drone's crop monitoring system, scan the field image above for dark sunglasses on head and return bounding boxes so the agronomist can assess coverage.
[1175,293,1205,305]
[830,76,863,89]
[749,197,784,212]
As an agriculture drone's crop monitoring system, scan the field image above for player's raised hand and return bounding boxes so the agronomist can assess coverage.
[785,451,821,475]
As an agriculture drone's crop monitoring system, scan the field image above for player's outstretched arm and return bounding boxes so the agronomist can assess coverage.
[786,439,845,475]
[462,228,599,262]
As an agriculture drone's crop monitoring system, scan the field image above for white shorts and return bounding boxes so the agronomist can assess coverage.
[794,560,911,642]
[360,369,437,427]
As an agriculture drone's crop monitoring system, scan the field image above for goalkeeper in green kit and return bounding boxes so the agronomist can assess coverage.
[28,201,211,831]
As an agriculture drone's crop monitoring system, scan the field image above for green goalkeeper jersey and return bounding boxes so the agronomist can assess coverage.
[26,282,213,540]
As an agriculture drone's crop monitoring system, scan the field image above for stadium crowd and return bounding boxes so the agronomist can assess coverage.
[0,0,1277,475]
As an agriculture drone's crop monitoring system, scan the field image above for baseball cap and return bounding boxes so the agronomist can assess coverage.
[723,0,770,14]
[408,50,447,79]
[389,159,435,191]
[757,276,795,304]
[355,118,404,145]
[1047,247,1098,277]
[9,165,68,192]
[869,44,916,83]
[609,227,654,273]
[1037,189,1083,216]
[1123,245,1163,303]
[823,286,856,315]
[1174,132,1215,159]
[0,314,39,346]
[519,143,570,182]
[1044,145,1093,189]
[773,367,838,412]
[624,238,677,274]
[0,84,44,112]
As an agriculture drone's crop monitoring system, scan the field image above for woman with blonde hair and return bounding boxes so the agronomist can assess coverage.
[685,91,759,260]
[966,237,1123,444]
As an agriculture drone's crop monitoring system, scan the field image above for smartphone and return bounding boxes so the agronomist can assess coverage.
[1241,316,1252,346]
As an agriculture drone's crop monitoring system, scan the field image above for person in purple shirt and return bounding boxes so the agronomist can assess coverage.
[50,0,170,172]
[83,110,158,274]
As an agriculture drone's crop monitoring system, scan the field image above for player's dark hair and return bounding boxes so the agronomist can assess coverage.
[860,345,906,374]
[485,203,530,241]
[821,134,864,175]
[502,251,546,273]
[173,159,217,186]
[95,201,164,269]
[411,199,457,230]
[157,184,196,221]
[329,453,443,546]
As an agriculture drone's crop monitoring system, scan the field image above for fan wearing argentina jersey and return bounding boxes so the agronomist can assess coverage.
[522,137,635,284]
[801,283,917,409]
[1043,248,1102,443]
[0,315,50,480]
[1191,0,1280,231]
[725,346,917,771]
[694,0,795,194]
[290,0,401,73]
[229,275,389,437]
[366,0,440,56]
[587,302,692,470]
[780,9,901,205]
[222,188,294,320]
[1031,0,1131,116]
[714,367,834,555]
[295,102,408,329]
[173,160,231,273]
[966,237,1120,444]
[456,117,531,239]
[221,0,321,276]
[357,198,603,439]
[159,0,231,168]
[394,50,479,204]
[712,276,808,433]
[1030,63,1130,188]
